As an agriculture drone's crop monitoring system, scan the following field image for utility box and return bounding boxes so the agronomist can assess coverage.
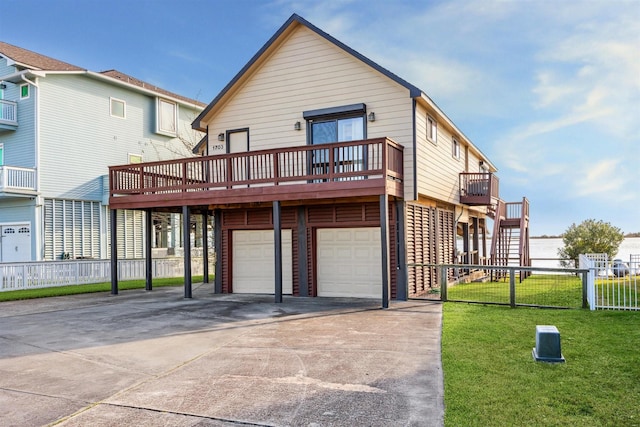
[532,325,565,363]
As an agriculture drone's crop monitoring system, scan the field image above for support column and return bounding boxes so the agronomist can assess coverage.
[380,195,390,309]
[145,209,153,291]
[297,207,308,297]
[183,206,192,299]
[214,209,222,294]
[202,211,209,284]
[462,223,470,265]
[395,200,407,301]
[110,209,118,295]
[472,217,480,265]
[273,201,283,303]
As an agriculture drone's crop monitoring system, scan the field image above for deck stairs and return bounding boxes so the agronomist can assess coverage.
[489,197,531,279]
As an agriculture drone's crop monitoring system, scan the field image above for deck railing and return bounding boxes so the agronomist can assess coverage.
[0,166,37,192]
[110,138,403,197]
[0,100,17,125]
[459,172,499,205]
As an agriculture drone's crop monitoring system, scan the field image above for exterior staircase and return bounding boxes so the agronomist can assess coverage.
[489,198,531,278]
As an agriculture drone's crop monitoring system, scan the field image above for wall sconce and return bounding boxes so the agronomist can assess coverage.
[0,83,6,90]
[294,121,301,131]
[217,133,225,142]
[367,112,376,122]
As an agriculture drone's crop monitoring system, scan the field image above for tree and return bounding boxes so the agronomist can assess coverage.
[558,219,624,267]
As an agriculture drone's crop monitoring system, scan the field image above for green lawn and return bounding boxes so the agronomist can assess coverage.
[442,303,640,426]
[0,276,204,302]
[447,274,584,308]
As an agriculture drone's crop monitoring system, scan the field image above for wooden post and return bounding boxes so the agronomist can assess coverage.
[145,209,153,291]
[183,206,192,299]
[110,209,118,295]
[202,211,209,284]
[273,201,283,303]
[214,209,222,294]
[395,200,407,301]
[380,195,390,309]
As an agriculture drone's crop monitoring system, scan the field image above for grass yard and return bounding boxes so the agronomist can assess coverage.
[0,276,204,302]
[442,303,640,426]
[447,274,584,308]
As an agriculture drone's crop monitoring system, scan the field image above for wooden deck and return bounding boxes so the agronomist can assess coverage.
[459,172,499,206]
[109,138,404,210]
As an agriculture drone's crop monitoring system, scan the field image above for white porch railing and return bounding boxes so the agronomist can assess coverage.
[0,166,37,191]
[0,99,17,124]
[0,258,209,291]
[581,253,639,310]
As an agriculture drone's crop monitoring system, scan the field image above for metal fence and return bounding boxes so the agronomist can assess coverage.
[0,258,208,292]
[580,254,639,311]
[410,263,589,309]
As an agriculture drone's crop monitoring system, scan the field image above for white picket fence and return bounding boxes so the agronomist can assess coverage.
[580,253,639,310]
[0,258,208,292]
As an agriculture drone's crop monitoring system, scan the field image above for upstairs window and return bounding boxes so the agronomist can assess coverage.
[156,98,177,136]
[426,115,437,144]
[452,137,460,159]
[20,84,30,99]
[128,153,142,164]
[110,97,126,118]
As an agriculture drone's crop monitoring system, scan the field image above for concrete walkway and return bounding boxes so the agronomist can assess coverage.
[0,284,444,426]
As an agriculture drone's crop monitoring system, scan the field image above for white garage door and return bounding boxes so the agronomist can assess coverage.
[232,230,292,294]
[317,227,381,298]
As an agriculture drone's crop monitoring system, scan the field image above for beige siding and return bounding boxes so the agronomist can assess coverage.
[415,103,470,205]
[202,25,415,198]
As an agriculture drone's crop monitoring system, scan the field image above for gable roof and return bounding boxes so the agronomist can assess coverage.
[192,13,423,131]
[0,41,84,71]
[0,41,205,108]
[191,14,495,170]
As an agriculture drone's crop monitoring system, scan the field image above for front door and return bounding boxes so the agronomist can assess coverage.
[227,129,249,186]
[1,224,31,262]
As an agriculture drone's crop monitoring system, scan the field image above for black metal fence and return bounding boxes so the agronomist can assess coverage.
[409,264,589,309]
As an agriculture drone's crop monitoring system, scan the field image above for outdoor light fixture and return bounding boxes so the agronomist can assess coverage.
[367,112,376,122]
[0,83,6,89]
[217,133,225,142]
[294,121,301,131]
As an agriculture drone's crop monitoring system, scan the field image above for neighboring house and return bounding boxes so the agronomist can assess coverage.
[0,42,205,262]
[108,14,529,304]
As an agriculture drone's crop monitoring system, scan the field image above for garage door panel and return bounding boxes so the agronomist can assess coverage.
[317,227,381,298]
[232,230,292,294]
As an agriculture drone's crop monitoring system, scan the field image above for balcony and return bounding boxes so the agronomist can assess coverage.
[0,166,37,195]
[459,172,499,206]
[109,138,404,210]
[0,100,18,132]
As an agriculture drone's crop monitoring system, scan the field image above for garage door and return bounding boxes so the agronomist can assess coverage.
[317,227,381,298]
[232,230,292,294]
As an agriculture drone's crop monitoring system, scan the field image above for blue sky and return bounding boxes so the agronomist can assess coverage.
[2,0,638,235]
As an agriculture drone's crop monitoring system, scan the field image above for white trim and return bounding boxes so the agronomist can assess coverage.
[128,153,143,164]
[109,97,126,119]
[452,137,460,160]
[156,98,178,136]
[426,115,437,145]
[0,143,3,165]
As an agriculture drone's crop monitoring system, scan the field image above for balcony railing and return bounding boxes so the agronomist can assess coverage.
[0,166,37,193]
[0,100,18,128]
[110,138,404,208]
[459,172,499,206]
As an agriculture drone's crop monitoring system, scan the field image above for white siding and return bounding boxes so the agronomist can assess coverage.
[202,25,415,198]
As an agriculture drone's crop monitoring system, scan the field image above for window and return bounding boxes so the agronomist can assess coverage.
[20,84,29,99]
[427,115,437,144]
[452,137,460,159]
[128,153,142,164]
[156,98,177,136]
[110,97,126,118]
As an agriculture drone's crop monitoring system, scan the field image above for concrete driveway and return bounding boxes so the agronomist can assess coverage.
[0,284,443,426]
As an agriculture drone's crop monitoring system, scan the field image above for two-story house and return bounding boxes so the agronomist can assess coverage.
[108,14,529,305]
[0,42,205,262]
